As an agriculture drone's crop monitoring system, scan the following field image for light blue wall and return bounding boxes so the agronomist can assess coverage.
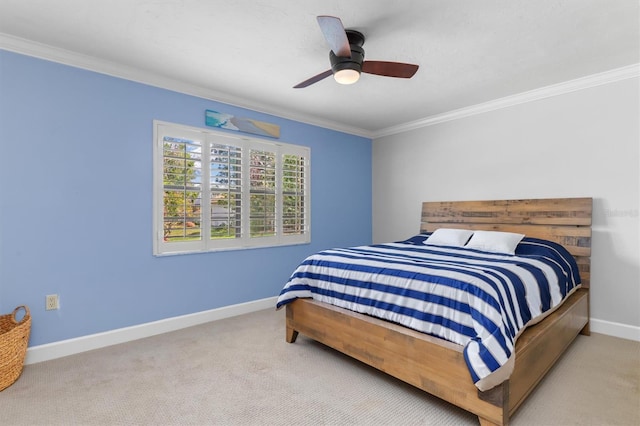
[0,50,372,346]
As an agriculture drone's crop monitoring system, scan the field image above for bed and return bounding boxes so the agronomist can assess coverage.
[278,197,592,426]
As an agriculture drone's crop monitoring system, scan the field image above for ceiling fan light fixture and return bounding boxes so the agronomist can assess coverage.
[334,68,360,85]
[330,45,364,85]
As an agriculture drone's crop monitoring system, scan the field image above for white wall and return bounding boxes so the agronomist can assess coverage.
[372,76,639,334]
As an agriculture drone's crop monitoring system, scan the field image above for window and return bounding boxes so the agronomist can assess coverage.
[153,121,310,255]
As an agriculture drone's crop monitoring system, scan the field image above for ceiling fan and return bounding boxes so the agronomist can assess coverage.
[294,15,419,89]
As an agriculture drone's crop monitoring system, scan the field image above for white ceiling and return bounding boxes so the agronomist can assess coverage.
[0,0,638,137]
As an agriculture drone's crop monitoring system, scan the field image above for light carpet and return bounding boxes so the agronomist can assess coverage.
[1,308,638,425]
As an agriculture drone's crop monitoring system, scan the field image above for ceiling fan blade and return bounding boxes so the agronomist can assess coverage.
[362,61,419,78]
[293,69,333,89]
[317,15,351,57]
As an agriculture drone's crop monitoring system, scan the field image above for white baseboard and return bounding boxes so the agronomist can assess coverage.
[590,318,640,342]
[25,300,639,365]
[25,296,278,365]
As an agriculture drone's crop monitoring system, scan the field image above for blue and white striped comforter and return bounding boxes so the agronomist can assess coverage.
[276,235,581,391]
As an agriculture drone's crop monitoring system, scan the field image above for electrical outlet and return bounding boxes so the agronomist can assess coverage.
[45,294,59,310]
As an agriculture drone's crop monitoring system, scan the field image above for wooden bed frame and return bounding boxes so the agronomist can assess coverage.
[285,197,592,426]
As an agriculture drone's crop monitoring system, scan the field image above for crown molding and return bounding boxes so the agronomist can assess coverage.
[0,33,373,138]
[373,63,640,139]
[2,33,636,141]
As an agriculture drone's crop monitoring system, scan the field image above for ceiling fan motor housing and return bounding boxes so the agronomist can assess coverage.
[330,45,364,74]
[330,29,365,75]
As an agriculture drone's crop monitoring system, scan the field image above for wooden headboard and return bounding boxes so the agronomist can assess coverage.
[420,197,592,288]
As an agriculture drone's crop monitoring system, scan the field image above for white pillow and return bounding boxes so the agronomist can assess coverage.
[424,228,474,247]
[464,230,525,255]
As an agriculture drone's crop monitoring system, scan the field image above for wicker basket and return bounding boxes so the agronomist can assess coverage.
[0,305,31,391]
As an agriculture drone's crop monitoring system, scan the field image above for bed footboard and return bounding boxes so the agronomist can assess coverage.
[285,288,589,426]
[285,298,508,425]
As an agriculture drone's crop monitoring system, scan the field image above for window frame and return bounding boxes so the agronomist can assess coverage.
[153,120,310,256]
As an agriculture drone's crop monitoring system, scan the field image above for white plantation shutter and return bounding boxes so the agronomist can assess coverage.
[282,153,307,236]
[210,143,243,240]
[162,137,203,241]
[250,148,277,237]
[153,121,310,255]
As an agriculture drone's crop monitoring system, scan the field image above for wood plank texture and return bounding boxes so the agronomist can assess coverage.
[284,197,592,426]
[421,198,592,226]
[286,289,588,426]
[507,288,589,415]
[286,299,507,425]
